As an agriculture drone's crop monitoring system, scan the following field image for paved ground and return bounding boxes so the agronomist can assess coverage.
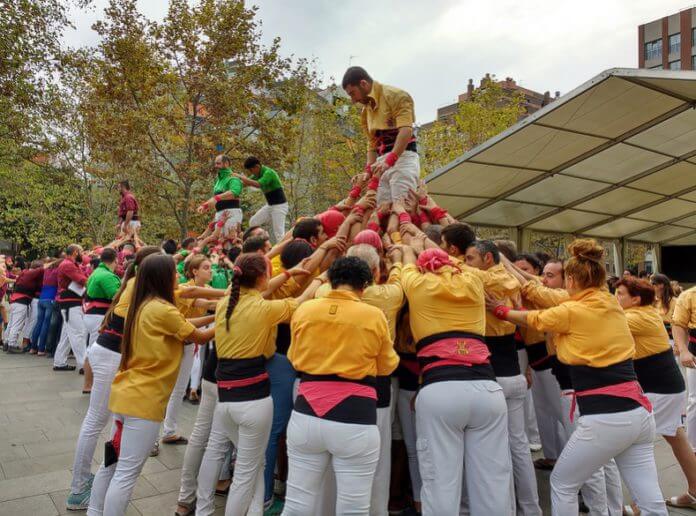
[0,352,694,516]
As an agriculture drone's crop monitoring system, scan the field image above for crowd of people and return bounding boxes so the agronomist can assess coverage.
[0,66,694,516]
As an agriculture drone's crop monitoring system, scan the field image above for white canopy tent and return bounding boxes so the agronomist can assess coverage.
[425,68,696,270]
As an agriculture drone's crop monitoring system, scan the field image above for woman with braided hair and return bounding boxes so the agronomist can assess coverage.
[489,239,667,516]
[195,253,319,516]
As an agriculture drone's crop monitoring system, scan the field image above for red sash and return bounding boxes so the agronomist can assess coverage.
[400,358,421,377]
[297,381,376,417]
[217,372,269,390]
[566,380,652,423]
[83,300,111,312]
[418,337,490,374]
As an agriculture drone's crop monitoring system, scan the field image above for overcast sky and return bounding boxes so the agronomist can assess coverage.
[64,0,689,122]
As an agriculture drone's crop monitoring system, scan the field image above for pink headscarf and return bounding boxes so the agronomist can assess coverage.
[417,248,455,273]
[316,210,345,238]
[353,229,383,251]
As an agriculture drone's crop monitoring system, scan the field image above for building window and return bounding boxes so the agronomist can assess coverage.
[669,60,681,70]
[693,28,696,47]
[669,33,681,54]
[693,55,696,69]
[644,39,662,61]
[649,64,663,70]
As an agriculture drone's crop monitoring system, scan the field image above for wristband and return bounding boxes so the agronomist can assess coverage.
[214,194,222,202]
[216,220,225,228]
[352,205,365,215]
[390,232,402,244]
[419,211,430,225]
[430,207,448,221]
[367,178,380,191]
[283,270,291,281]
[384,152,398,168]
[349,186,362,199]
[377,211,388,223]
[364,163,373,177]
[367,221,380,232]
[493,305,511,320]
[419,197,428,206]
[208,221,216,230]
[398,213,411,225]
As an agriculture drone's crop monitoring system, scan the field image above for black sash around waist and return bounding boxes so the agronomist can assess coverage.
[527,341,552,371]
[216,355,269,402]
[569,359,641,416]
[58,289,83,311]
[264,188,287,206]
[215,199,240,212]
[376,375,391,408]
[84,296,112,315]
[688,329,696,355]
[275,323,291,355]
[95,314,125,353]
[396,352,419,391]
[633,349,685,395]
[485,333,521,378]
[294,373,377,425]
[202,342,218,384]
[551,356,573,390]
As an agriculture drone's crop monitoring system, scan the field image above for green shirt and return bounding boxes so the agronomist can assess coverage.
[257,165,283,193]
[210,264,233,289]
[85,262,121,300]
[213,168,243,197]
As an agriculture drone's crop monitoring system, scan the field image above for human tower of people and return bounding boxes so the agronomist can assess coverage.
[1,66,696,516]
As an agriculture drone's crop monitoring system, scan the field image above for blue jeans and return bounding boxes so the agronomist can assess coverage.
[31,299,54,352]
[264,353,296,502]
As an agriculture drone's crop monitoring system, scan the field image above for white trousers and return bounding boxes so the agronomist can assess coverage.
[23,298,39,341]
[249,202,289,243]
[531,368,566,459]
[71,344,122,494]
[283,411,380,516]
[5,302,31,348]
[551,407,666,516]
[415,380,514,516]
[162,343,195,438]
[686,368,696,450]
[396,388,422,503]
[190,347,203,391]
[178,379,218,506]
[54,305,87,368]
[87,415,161,516]
[196,397,273,516]
[375,150,420,205]
[370,404,392,516]
[497,375,542,516]
[83,313,105,349]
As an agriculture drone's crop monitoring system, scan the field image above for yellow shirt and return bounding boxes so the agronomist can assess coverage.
[215,288,297,360]
[654,297,677,325]
[526,288,634,368]
[395,310,416,354]
[109,298,196,421]
[518,278,550,346]
[316,267,404,341]
[113,278,135,318]
[624,305,671,360]
[288,290,398,379]
[361,81,415,152]
[400,263,486,343]
[271,276,304,301]
[176,280,209,318]
[672,287,696,329]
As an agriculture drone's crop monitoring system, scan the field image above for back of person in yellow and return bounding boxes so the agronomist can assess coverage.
[615,278,696,509]
[194,253,319,516]
[652,273,678,338]
[389,244,513,516]
[88,254,215,516]
[490,239,667,516]
[282,256,398,516]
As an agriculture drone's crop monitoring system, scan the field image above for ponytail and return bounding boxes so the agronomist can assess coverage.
[225,267,242,331]
[224,254,269,331]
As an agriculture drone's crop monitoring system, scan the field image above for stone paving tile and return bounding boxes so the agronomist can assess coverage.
[0,452,95,480]
[0,470,72,503]
[0,494,59,516]
[48,490,141,515]
[142,467,183,494]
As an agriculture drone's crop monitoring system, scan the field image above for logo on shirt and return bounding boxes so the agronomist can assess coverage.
[329,304,338,315]
[456,340,469,355]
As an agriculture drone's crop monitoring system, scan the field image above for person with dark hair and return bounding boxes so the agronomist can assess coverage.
[81,247,122,395]
[464,240,541,515]
[162,239,178,255]
[4,259,44,353]
[534,251,551,270]
[651,273,676,338]
[87,254,215,516]
[515,253,542,276]
[117,180,140,237]
[242,235,271,255]
[440,223,476,257]
[292,218,326,248]
[280,256,398,515]
[491,239,666,515]
[30,257,61,356]
[615,277,696,510]
[672,284,696,456]
[195,253,317,515]
[342,66,419,210]
[243,226,268,242]
[197,155,244,241]
[495,239,518,262]
[233,157,288,243]
[423,224,442,246]
[226,245,242,264]
[53,244,88,372]
[279,239,313,271]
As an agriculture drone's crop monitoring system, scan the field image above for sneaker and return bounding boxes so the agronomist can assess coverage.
[66,487,91,510]
[2,342,8,352]
[529,443,542,452]
[7,346,24,354]
[263,497,284,516]
[53,365,77,371]
[273,479,286,498]
[149,442,159,457]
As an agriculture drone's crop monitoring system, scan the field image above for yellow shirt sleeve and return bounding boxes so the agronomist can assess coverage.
[376,313,399,376]
[264,298,299,326]
[672,293,692,329]
[157,302,196,341]
[392,91,415,128]
[521,281,569,309]
[361,107,377,152]
[526,305,572,334]
[399,264,422,293]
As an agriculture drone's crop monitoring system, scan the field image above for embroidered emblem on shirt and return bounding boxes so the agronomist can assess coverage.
[457,340,469,355]
[329,305,338,315]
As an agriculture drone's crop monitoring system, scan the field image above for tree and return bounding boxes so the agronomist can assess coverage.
[419,76,523,176]
[71,0,297,239]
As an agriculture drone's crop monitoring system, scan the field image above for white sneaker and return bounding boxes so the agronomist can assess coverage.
[529,443,542,452]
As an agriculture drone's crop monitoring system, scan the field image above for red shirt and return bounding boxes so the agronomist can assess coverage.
[118,192,139,221]
[10,268,44,303]
[57,258,88,294]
